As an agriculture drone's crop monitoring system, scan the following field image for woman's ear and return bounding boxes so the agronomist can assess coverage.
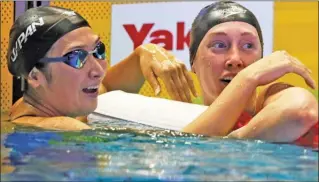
[191,63,196,74]
[26,67,46,88]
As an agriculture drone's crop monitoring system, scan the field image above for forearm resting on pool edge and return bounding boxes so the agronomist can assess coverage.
[227,87,318,143]
[182,72,257,136]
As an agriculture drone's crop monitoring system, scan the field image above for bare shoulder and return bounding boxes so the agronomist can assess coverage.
[255,82,316,112]
[12,116,91,131]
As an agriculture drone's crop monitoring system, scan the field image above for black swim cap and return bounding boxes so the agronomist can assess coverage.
[189,1,264,66]
[7,6,90,77]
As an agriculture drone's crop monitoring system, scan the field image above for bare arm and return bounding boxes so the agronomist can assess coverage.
[183,72,256,136]
[183,51,316,137]
[228,85,318,142]
[102,43,197,102]
[103,48,144,93]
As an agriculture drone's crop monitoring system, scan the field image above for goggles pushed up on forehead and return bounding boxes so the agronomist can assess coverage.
[38,42,106,69]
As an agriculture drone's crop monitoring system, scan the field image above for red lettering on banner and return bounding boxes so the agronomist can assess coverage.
[123,22,190,50]
[176,22,190,50]
[150,30,173,50]
[123,23,154,49]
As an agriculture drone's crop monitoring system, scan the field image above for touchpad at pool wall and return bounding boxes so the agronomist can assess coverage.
[88,91,208,131]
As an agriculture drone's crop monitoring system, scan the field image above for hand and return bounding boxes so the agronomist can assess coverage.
[242,50,316,89]
[136,43,197,102]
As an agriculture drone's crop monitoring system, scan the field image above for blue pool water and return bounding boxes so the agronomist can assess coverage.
[1,117,318,181]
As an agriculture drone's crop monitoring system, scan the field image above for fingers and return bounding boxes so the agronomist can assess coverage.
[290,62,316,89]
[171,65,192,102]
[167,54,197,98]
[179,69,193,102]
[179,60,197,97]
[290,56,313,75]
[150,57,181,100]
[145,70,161,95]
[140,44,186,99]
[284,52,317,89]
[306,77,317,89]
[162,73,181,101]
[140,55,161,95]
[159,61,187,102]
[146,44,198,102]
[154,48,195,102]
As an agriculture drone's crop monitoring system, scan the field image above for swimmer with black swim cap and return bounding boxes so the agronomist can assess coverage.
[6,6,197,131]
[183,1,318,149]
[7,6,104,130]
[189,0,263,66]
[7,6,90,77]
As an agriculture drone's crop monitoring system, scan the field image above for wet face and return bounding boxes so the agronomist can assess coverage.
[192,21,262,105]
[38,27,107,117]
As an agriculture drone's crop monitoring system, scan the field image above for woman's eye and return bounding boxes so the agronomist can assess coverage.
[212,42,227,49]
[243,43,253,49]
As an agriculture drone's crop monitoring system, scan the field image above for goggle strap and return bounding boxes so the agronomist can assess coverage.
[39,57,69,63]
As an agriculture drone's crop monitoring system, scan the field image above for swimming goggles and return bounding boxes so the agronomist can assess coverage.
[39,42,106,69]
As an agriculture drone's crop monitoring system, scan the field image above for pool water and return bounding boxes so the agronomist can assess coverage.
[1,117,318,181]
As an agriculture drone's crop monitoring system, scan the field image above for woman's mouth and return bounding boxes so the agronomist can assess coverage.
[220,76,233,84]
[82,85,99,97]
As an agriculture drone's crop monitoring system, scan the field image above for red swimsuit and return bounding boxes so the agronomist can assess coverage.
[232,112,318,149]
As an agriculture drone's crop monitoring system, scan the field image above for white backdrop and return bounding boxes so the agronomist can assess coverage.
[111,1,274,70]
